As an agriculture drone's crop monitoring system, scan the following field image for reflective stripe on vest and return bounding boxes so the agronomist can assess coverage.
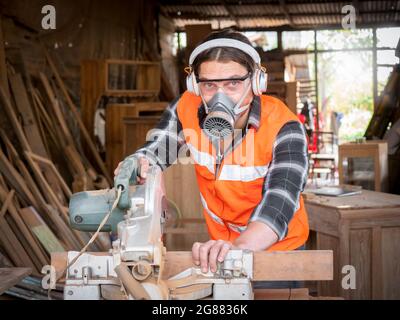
[200,193,223,225]
[218,164,269,181]
[200,194,248,234]
[188,141,269,181]
[187,143,215,174]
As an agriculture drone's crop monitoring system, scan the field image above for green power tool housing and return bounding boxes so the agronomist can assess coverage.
[69,157,139,233]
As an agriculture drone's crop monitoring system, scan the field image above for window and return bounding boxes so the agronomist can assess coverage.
[377,27,400,48]
[317,29,373,50]
[282,31,314,50]
[243,31,278,51]
[376,27,400,96]
[172,32,187,55]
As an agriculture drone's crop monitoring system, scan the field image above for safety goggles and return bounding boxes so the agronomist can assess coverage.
[196,73,251,96]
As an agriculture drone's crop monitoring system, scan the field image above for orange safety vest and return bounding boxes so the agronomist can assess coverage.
[176,91,309,251]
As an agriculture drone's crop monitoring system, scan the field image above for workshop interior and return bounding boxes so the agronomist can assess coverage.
[0,0,399,301]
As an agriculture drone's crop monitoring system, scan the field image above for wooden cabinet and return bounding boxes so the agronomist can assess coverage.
[81,59,161,141]
[105,102,167,176]
[304,190,400,299]
[122,116,162,158]
[338,141,388,192]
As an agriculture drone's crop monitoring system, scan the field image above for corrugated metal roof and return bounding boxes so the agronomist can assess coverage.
[160,0,400,30]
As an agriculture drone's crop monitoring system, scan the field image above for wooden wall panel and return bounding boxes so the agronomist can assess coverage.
[350,229,372,299]
[382,227,400,299]
[316,232,341,297]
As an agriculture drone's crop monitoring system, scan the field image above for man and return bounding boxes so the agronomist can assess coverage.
[115,29,309,276]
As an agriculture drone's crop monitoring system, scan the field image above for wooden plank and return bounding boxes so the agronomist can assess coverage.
[0,268,32,295]
[32,89,61,146]
[0,189,14,219]
[27,152,72,199]
[253,250,334,281]
[5,215,43,273]
[24,151,69,221]
[0,217,37,271]
[0,130,63,231]
[5,146,82,251]
[0,85,31,152]
[0,186,49,267]
[0,148,39,208]
[162,250,333,281]
[24,151,87,249]
[19,207,65,255]
[9,73,47,157]
[0,15,9,101]
[43,48,112,184]
[39,72,94,191]
[39,73,74,146]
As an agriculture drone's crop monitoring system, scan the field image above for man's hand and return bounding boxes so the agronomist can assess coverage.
[191,222,279,273]
[192,240,233,273]
[114,157,149,185]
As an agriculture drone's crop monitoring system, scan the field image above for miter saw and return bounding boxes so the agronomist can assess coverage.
[63,157,254,300]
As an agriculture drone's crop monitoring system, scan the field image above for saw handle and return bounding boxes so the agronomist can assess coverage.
[114,157,140,209]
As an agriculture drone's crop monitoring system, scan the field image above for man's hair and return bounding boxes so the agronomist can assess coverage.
[192,29,256,77]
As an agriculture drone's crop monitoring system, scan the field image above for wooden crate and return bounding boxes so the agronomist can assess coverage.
[304,190,400,299]
[338,141,388,192]
[106,102,167,176]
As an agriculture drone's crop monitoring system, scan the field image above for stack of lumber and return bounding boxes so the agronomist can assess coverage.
[0,19,112,296]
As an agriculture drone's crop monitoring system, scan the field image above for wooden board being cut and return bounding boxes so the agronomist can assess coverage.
[163,251,333,282]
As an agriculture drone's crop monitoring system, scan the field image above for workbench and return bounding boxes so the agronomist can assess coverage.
[304,189,400,299]
[52,250,334,300]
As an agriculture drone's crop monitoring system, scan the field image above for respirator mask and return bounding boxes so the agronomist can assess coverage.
[201,82,252,139]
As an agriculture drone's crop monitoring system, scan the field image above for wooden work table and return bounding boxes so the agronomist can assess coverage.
[303,189,400,300]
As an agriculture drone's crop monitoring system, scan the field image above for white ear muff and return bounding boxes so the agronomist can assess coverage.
[252,68,268,96]
[258,70,268,93]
